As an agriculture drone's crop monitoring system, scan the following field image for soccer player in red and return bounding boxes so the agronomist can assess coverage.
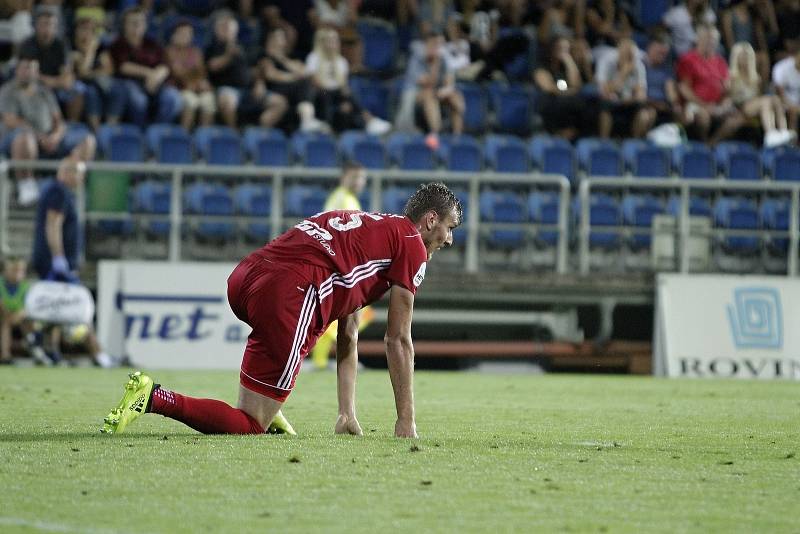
[101,182,461,438]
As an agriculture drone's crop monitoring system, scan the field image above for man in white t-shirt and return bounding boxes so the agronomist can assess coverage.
[773,51,800,132]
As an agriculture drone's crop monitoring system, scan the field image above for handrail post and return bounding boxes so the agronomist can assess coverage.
[465,175,480,273]
[168,169,183,262]
[679,182,690,273]
[579,179,590,275]
[371,171,382,211]
[271,172,283,240]
[556,176,569,274]
[0,160,8,256]
[76,166,86,265]
[789,187,799,276]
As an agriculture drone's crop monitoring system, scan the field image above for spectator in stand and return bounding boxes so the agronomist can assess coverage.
[207,9,288,130]
[663,0,717,57]
[773,48,800,132]
[312,0,363,72]
[728,42,795,147]
[721,0,771,86]
[71,16,112,132]
[443,12,483,80]
[305,28,391,134]
[643,32,682,126]
[596,38,655,139]
[534,36,591,141]
[259,4,298,56]
[165,21,216,131]
[586,0,635,51]
[0,56,96,205]
[537,0,594,83]
[19,7,84,122]
[676,25,745,144]
[0,0,33,49]
[257,0,316,59]
[257,27,328,132]
[776,0,800,57]
[403,32,464,149]
[106,7,182,128]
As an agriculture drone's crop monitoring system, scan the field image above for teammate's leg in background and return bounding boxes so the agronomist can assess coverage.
[310,322,337,370]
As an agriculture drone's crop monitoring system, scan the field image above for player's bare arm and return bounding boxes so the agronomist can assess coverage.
[335,312,362,435]
[385,285,417,438]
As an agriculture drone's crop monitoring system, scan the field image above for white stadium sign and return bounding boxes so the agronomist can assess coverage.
[654,274,800,379]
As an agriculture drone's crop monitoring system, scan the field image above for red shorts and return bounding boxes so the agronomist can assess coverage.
[228,254,322,402]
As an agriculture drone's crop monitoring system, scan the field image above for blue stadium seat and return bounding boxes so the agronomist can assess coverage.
[713,196,760,253]
[382,186,417,214]
[761,198,789,253]
[572,193,621,248]
[480,190,527,248]
[194,126,243,165]
[234,183,271,241]
[528,190,560,246]
[243,127,289,166]
[339,130,386,169]
[575,138,622,177]
[637,0,670,26]
[673,141,715,179]
[283,184,328,217]
[184,183,235,239]
[666,195,713,218]
[488,83,534,136]
[291,132,339,168]
[622,194,665,249]
[529,136,575,184]
[357,21,397,73]
[762,146,800,182]
[457,82,489,134]
[441,135,482,171]
[97,124,144,162]
[386,133,435,170]
[132,180,171,236]
[715,141,761,181]
[484,134,529,173]
[349,76,391,120]
[146,124,193,163]
[621,139,669,178]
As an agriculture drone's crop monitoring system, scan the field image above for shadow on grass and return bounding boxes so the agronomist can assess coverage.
[0,432,203,443]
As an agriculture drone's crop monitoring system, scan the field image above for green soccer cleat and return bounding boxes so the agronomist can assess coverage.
[100,371,154,435]
[267,410,297,435]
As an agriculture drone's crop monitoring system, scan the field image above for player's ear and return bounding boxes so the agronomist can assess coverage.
[425,210,438,230]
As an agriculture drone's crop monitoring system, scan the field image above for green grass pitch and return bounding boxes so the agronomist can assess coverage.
[1,367,798,533]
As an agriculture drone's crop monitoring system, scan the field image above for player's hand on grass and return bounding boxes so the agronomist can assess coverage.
[394,418,418,438]
[335,414,363,435]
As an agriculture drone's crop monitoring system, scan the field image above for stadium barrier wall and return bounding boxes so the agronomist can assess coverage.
[0,160,571,274]
[653,273,800,380]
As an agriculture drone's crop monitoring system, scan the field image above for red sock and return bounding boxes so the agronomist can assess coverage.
[149,387,265,434]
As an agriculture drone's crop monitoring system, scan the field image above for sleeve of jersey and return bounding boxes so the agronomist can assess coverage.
[384,233,428,295]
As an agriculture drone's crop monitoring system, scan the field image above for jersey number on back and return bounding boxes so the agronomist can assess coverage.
[328,212,383,232]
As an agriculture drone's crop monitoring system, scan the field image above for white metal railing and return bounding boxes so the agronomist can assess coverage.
[0,160,572,274]
[578,177,800,276]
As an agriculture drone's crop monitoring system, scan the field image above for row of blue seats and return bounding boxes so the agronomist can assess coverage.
[101,181,790,254]
[96,123,800,184]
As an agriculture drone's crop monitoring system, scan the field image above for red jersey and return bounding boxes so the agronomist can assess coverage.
[676,50,728,105]
[256,210,428,327]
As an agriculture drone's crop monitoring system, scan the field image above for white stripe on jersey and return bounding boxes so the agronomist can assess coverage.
[317,258,392,301]
[277,285,317,390]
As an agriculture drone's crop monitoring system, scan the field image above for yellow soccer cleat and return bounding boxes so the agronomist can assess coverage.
[267,410,297,435]
[100,371,155,435]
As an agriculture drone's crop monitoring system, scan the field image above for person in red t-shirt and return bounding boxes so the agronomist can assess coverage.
[106,7,182,129]
[101,183,462,439]
[676,24,746,144]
